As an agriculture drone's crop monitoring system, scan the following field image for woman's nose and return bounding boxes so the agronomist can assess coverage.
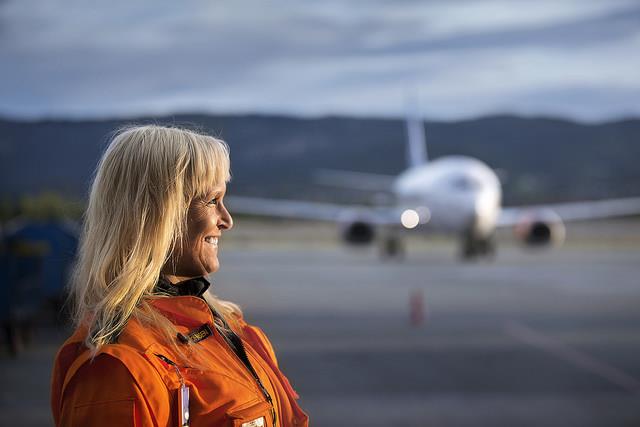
[218,205,233,230]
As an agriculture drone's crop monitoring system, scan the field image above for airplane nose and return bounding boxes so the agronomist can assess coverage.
[473,191,499,232]
[474,193,493,218]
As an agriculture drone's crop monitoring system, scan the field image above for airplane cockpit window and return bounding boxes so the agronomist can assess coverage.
[450,175,480,191]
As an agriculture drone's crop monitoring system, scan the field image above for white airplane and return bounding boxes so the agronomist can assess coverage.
[226,115,640,259]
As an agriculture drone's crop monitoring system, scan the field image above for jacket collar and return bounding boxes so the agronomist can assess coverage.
[155,275,211,297]
[147,295,215,330]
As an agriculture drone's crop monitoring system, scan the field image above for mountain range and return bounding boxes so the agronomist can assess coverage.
[1,113,639,206]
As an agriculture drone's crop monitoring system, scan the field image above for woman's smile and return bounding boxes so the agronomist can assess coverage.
[204,236,219,247]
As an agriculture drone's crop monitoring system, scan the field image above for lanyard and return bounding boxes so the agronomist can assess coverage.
[156,354,190,427]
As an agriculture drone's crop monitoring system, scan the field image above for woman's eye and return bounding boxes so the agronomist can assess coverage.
[208,198,218,206]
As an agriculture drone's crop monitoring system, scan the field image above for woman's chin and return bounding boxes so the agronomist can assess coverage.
[205,257,220,275]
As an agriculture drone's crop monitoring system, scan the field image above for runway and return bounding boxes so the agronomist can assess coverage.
[1,226,639,426]
[215,241,640,426]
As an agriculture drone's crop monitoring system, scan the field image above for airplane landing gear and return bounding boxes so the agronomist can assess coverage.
[380,235,405,260]
[460,231,496,261]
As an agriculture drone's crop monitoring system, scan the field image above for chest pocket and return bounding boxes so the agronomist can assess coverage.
[227,400,273,427]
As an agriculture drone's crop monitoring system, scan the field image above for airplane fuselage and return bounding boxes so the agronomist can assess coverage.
[392,156,502,238]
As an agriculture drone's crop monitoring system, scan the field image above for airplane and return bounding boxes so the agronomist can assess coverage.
[226,114,640,260]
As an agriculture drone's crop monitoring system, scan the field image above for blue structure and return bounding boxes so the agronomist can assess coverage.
[1,219,79,327]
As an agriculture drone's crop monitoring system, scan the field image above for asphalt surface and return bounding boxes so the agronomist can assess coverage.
[2,232,640,426]
[217,241,640,427]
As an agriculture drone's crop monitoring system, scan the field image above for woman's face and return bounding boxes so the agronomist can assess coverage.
[162,183,233,283]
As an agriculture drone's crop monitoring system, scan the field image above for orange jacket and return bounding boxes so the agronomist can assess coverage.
[51,296,309,427]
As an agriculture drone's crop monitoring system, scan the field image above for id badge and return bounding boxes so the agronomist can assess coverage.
[177,384,190,427]
[241,417,265,427]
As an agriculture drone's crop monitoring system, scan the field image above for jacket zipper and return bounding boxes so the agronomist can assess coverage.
[217,329,278,427]
[209,304,278,427]
[235,336,278,427]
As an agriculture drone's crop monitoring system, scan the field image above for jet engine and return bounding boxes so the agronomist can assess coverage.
[513,209,566,247]
[339,211,376,245]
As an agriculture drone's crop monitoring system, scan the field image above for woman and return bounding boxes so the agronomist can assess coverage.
[51,125,308,427]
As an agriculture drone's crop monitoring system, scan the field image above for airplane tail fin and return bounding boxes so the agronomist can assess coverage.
[405,116,427,168]
[404,95,428,167]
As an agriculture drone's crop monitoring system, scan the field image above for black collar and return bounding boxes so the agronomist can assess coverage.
[155,276,211,297]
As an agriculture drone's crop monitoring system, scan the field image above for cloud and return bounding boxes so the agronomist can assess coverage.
[1,0,638,121]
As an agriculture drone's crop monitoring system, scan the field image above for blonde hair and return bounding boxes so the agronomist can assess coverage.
[70,124,241,362]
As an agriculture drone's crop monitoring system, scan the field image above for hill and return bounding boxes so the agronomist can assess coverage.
[1,114,639,206]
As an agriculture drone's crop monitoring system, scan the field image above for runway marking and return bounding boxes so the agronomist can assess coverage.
[505,320,640,394]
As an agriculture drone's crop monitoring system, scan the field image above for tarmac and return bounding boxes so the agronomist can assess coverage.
[1,219,639,426]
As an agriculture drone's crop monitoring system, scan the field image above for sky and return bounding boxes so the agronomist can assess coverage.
[1,0,639,122]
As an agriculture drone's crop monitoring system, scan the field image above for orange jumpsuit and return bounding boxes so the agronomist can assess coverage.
[51,296,309,427]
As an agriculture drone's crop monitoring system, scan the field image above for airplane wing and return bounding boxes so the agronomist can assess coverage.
[225,196,400,225]
[498,196,640,226]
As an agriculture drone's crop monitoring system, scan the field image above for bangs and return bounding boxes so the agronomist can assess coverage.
[184,132,231,199]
